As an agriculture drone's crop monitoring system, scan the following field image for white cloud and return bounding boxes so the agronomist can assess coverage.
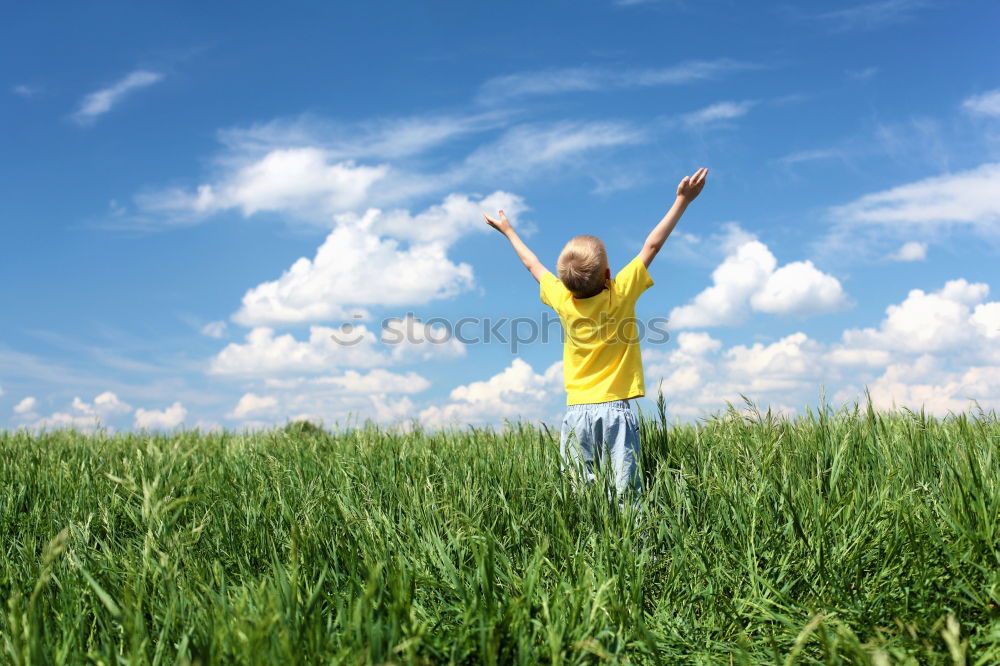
[228,393,278,419]
[228,368,431,427]
[750,261,850,315]
[13,396,37,415]
[712,222,760,255]
[32,412,99,431]
[825,348,893,367]
[314,369,431,394]
[646,331,826,416]
[67,392,132,418]
[669,239,847,328]
[971,302,1000,340]
[830,355,1000,414]
[420,359,563,427]
[840,279,992,355]
[264,369,431,395]
[861,355,1000,413]
[478,59,755,100]
[366,190,525,245]
[138,149,388,224]
[644,332,723,402]
[371,395,416,423]
[30,391,133,430]
[961,90,1000,117]
[134,402,187,429]
[72,70,163,125]
[830,163,1000,234]
[649,277,1000,418]
[669,241,775,328]
[193,420,222,433]
[681,101,755,127]
[210,315,469,381]
[887,241,928,262]
[93,391,132,415]
[723,333,825,393]
[232,191,523,326]
[675,331,723,356]
[381,316,467,362]
[209,325,387,377]
[201,320,228,338]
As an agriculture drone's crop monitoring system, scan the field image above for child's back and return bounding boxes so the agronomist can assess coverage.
[541,246,651,406]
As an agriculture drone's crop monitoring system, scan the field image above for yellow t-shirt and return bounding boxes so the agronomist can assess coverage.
[540,256,654,405]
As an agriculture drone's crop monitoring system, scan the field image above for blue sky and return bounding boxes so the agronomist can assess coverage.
[2,0,999,430]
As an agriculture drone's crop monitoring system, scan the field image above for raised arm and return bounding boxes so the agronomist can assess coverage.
[483,209,549,283]
[638,167,709,268]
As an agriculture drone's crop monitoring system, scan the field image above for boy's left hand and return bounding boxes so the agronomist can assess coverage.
[483,210,512,235]
[676,167,709,203]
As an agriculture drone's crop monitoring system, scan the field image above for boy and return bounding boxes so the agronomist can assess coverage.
[483,167,708,496]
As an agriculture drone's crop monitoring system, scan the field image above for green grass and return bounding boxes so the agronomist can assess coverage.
[2,400,999,664]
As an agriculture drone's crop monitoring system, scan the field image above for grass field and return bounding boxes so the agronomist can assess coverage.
[2,399,999,664]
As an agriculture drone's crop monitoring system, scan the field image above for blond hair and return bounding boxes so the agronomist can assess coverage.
[557,235,608,298]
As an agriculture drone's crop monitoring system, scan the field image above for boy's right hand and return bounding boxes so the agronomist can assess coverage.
[483,208,548,282]
[483,209,512,235]
[676,167,709,203]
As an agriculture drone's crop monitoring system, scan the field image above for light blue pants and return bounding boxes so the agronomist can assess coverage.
[560,399,642,496]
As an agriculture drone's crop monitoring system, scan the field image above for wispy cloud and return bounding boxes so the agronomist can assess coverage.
[216,111,511,162]
[201,321,228,339]
[806,158,1000,261]
[846,66,879,81]
[461,121,644,177]
[478,58,756,101]
[778,112,968,179]
[591,169,649,196]
[121,113,642,229]
[681,100,755,127]
[72,70,164,125]
[11,84,40,98]
[773,148,842,167]
[812,0,932,31]
[831,163,1000,230]
[874,117,951,172]
[820,163,1000,260]
[962,89,1000,118]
